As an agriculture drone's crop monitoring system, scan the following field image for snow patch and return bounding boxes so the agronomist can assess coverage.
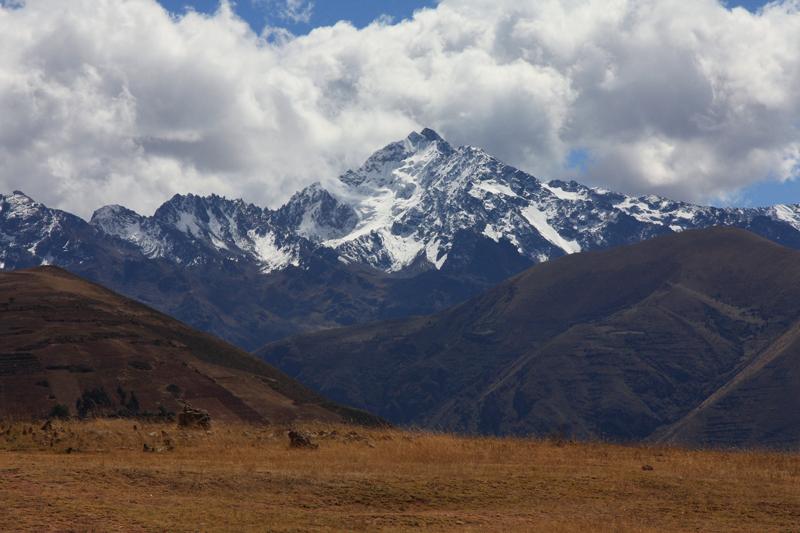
[378,231,425,272]
[209,235,229,251]
[521,205,581,254]
[424,239,448,269]
[772,205,800,231]
[614,197,665,224]
[297,210,325,240]
[543,183,586,201]
[326,156,430,271]
[175,212,201,237]
[248,230,299,273]
[483,225,501,242]
[472,181,517,198]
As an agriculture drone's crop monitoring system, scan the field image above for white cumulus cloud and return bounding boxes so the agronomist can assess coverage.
[0,0,799,218]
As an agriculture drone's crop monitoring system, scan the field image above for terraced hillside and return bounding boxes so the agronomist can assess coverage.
[0,266,379,426]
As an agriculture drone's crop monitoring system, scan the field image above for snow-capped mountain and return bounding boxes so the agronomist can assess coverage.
[277,128,800,272]
[90,193,311,273]
[5,129,800,350]
[0,191,133,271]
[6,129,800,277]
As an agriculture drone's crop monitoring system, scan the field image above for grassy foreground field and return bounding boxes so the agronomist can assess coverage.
[1,420,799,532]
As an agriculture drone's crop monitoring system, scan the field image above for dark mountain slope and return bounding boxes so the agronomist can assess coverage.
[0,266,380,425]
[75,240,523,351]
[656,319,800,448]
[258,228,800,446]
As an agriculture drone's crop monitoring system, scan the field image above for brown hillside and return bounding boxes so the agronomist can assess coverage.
[0,266,379,425]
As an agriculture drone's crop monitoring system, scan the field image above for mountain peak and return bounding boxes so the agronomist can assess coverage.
[276,182,358,241]
[8,190,35,204]
[91,204,139,219]
[289,182,327,201]
[90,204,145,236]
[420,128,444,141]
[404,128,449,152]
[1,190,44,220]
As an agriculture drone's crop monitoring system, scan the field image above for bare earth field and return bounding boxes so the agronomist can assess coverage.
[1,420,799,532]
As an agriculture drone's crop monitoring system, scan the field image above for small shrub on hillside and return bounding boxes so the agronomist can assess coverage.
[48,404,70,420]
[76,388,112,418]
[126,392,140,414]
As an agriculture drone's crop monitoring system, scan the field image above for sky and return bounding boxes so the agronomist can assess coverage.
[158,1,771,34]
[156,0,439,34]
[1,0,798,217]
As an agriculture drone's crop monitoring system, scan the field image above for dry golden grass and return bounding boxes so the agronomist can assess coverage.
[1,419,799,532]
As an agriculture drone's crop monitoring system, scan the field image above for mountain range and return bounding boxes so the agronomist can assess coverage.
[5,130,800,446]
[259,228,800,448]
[4,129,800,350]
